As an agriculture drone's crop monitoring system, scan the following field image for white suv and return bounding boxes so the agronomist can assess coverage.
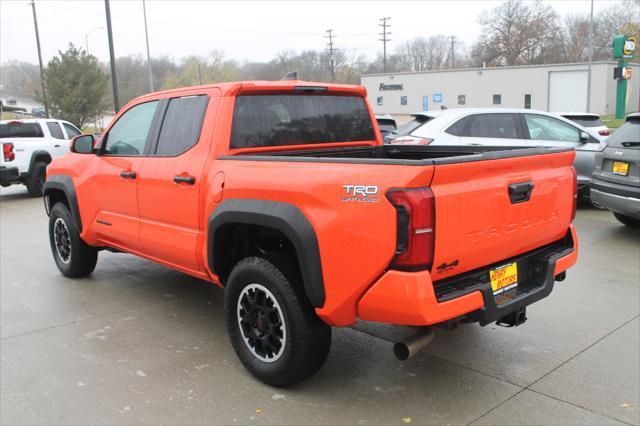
[385,108,606,195]
[0,119,81,196]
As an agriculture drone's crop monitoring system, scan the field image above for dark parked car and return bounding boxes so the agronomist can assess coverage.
[590,113,640,227]
[375,114,397,138]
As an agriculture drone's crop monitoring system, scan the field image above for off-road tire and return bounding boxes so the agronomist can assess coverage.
[49,203,98,277]
[224,256,332,387]
[614,213,640,228]
[26,162,47,197]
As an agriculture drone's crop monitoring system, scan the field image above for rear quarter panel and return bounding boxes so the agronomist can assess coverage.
[207,158,434,326]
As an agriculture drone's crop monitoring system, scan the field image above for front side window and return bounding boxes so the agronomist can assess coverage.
[63,123,81,139]
[103,101,159,156]
[46,122,65,139]
[467,114,518,139]
[154,95,209,156]
[230,95,375,149]
[524,114,580,142]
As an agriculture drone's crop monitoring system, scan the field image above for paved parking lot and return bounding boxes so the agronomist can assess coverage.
[1,186,639,426]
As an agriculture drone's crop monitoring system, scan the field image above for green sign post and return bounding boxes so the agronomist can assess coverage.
[612,35,636,119]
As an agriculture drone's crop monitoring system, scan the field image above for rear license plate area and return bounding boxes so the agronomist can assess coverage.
[612,161,629,176]
[490,262,518,297]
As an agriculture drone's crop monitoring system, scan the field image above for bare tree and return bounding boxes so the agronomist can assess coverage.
[472,0,561,66]
[396,36,450,71]
[593,0,640,61]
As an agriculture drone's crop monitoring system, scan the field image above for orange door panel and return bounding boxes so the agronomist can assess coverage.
[93,156,145,250]
[137,94,218,272]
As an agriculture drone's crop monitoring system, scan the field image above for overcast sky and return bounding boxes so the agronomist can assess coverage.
[0,0,613,66]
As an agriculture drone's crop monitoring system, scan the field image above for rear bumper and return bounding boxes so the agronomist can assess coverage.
[590,188,640,219]
[358,225,578,326]
[0,166,20,186]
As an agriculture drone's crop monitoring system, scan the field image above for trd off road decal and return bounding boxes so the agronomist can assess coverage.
[341,185,379,203]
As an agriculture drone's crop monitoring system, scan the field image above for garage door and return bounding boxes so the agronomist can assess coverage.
[548,70,588,112]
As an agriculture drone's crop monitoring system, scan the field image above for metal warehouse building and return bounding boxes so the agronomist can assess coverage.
[362,61,640,118]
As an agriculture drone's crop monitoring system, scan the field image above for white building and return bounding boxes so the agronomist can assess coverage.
[362,61,640,118]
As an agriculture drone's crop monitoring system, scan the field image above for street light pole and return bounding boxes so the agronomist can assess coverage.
[104,0,120,113]
[85,27,104,54]
[30,0,49,118]
[142,0,154,92]
[586,0,594,113]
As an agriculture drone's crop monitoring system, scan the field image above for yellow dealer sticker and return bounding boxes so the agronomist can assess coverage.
[490,263,518,296]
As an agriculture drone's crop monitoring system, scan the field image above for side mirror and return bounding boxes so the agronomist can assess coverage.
[70,134,95,154]
[579,131,590,142]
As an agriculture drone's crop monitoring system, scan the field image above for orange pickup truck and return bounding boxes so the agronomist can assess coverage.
[43,80,578,386]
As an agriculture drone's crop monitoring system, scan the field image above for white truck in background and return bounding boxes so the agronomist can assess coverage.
[0,119,81,196]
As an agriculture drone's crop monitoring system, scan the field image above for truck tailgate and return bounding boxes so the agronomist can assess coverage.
[430,149,575,281]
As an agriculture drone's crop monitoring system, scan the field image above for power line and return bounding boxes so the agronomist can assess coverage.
[378,17,391,73]
[325,29,336,82]
[449,35,456,69]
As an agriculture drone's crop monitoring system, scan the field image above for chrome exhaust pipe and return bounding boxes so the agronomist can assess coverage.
[393,327,434,361]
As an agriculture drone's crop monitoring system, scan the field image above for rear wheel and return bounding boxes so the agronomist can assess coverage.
[613,213,640,228]
[49,203,98,277]
[25,162,47,197]
[224,256,331,387]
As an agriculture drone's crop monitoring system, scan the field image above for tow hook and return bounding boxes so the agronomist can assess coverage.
[496,307,527,327]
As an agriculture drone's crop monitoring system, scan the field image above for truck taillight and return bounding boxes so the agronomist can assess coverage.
[570,167,577,222]
[386,187,435,270]
[3,143,15,162]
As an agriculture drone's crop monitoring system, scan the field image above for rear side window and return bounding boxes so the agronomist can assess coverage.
[155,95,209,156]
[562,115,604,127]
[452,114,518,139]
[230,95,375,149]
[0,122,44,138]
[445,115,473,136]
[46,122,65,139]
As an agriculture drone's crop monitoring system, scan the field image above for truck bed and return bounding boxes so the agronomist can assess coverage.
[222,144,572,165]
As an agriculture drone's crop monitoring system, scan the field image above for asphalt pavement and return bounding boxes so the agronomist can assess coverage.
[1,186,639,426]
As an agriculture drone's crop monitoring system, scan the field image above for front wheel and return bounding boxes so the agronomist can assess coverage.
[614,213,640,228]
[25,162,47,197]
[49,203,98,277]
[224,256,331,387]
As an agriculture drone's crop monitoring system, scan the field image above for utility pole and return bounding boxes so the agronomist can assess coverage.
[378,17,391,73]
[30,0,49,118]
[586,0,594,113]
[449,35,457,69]
[198,63,203,85]
[142,0,154,92]
[104,0,120,112]
[325,29,336,82]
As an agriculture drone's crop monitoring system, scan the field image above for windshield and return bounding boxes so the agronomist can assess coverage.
[0,122,44,138]
[231,95,376,149]
[563,115,604,127]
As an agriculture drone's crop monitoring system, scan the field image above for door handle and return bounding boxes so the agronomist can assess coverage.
[173,175,195,185]
[120,170,137,179]
[508,181,534,204]
[54,144,61,147]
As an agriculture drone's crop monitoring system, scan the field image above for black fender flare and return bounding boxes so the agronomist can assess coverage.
[43,174,83,232]
[208,199,325,308]
[28,150,53,175]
